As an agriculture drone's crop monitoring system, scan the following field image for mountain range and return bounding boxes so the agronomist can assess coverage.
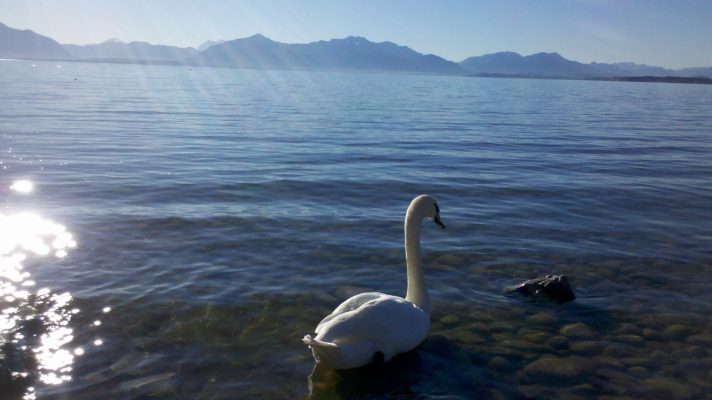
[197,39,225,52]
[63,38,198,62]
[0,21,71,59]
[2,21,711,80]
[459,51,712,79]
[196,34,462,74]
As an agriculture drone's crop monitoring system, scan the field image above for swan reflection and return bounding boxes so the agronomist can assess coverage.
[0,210,78,397]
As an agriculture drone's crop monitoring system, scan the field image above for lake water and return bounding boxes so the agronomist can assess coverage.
[1,59,712,399]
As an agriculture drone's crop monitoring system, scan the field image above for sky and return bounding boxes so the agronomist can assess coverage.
[1,0,711,69]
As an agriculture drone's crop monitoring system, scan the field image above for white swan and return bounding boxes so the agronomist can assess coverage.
[303,194,445,369]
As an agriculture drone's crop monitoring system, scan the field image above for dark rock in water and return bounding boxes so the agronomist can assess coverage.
[506,274,576,304]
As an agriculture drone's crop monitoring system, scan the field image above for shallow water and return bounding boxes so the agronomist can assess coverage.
[1,60,712,399]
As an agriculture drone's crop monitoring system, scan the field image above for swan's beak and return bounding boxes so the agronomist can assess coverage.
[434,215,446,230]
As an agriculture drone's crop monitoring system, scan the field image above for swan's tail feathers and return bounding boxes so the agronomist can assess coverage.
[302,335,337,349]
[303,335,341,365]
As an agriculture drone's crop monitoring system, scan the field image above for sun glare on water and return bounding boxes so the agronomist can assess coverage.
[10,180,35,194]
[1,204,80,396]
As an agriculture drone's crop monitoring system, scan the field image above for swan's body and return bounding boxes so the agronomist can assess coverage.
[303,194,445,369]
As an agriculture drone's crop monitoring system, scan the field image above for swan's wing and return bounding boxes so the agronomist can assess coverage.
[316,295,430,355]
[315,292,386,334]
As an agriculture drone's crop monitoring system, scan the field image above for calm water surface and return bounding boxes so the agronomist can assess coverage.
[1,60,712,399]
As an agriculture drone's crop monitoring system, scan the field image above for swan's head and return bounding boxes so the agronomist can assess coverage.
[409,194,445,229]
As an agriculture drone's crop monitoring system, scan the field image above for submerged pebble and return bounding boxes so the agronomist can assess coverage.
[616,334,645,346]
[661,324,694,341]
[547,336,569,350]
[643,377,701,400]
[440,314,460,325]
[525,312,558,326]
[489,321,517,333]
[455,331,485,345]
[603,344,638,358]
[569,340,604,355]
[592,356,624,369]
[569,383,597,396]
[686,333,712,346]
[595,367,632,382]
[613,323,641,335]
[627,366,649,377]
[523,356,593,381]
[517,328,550,344]
[641,328,661,341]
[487,356,510,370]
[621,357,655,368]
[671,345,707,358]
[467,322,491,335]
[560,323,595,339]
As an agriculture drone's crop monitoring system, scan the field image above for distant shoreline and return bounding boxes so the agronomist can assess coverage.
[469,73,712,85]
[5,56,712,85]
[594,76,712,85]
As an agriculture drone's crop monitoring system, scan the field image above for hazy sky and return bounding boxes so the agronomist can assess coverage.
[2,0,711,68]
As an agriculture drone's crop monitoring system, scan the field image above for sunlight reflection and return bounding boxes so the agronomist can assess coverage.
[23,387,36,400]
[10,179,35,194]
[0,213,76,257]
[0,211,79,392]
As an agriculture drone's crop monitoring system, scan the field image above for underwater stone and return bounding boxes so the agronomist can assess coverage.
[627,366,649,377]
[515,384,551,399]
[642,328,661,341]
[499,339,548,353]
[686,333,712,346]
[487,388,509,400]
[546,336,569,350]
[523,356,592,381]
[569,340,604,355]
[455,331,485,345]
[488,321,517,333]
[487,356,509,370]
[506,274,575,304]
[569,383,597,396]
[621,357,655,368]
[591,356,624,369]
[616,334,645,346]
[467,322,491,335]
[677,357,712,372]
[525,312,558,326]
[650,350,671,363]
[643,377,701,400]
[671,345,707,358]
[560,323,595,339]
[440,314,460,325]
[517,328,550,344]
[603,343,638,358]
[613,323,641,335]
[661,324,694,341]
[595,367,632,382]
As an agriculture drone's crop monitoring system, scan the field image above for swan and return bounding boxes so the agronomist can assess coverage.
[303,194,445,369]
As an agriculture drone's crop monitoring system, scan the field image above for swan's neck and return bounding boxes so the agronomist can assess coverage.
[404,211,430,316]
